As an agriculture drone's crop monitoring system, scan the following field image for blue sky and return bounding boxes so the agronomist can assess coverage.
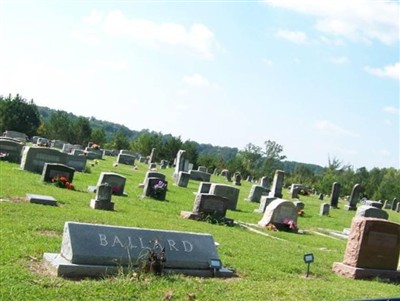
[1,0,399,170]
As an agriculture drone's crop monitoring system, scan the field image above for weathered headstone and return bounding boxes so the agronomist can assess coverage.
[391,198,398,211]
[20,146,66,174]
[65,154,87,172]
[62,143,75,154]
[293,200,305,213]
[173,150,186,178]
[383,200,391,209]
[149,163,157,170]
[332,217,400,280]
[182,193,229,218]
[197,182,212,194]
[52,140,66,149]
[233,172,241,186]
[254,196,276,213]
[220,169,229,177]
[291,187,299,199]
[160,160,168,169]
[189,170,211,182]
[355,205,389,220]
[143,171,165,185]
[247,185,268,203]
[176,171,190,188]
[198,166,207,173]
[0,139,23,163]
[320,203,330,216]
[149,148,157,163]
[27,193,58,206]
[268,170,284,198]
[209,184,239,211]
[143,178,168,201]
[319,193,324,201]
[117,153,135,165]
[43,221,233,278]
[97,172,127,196]
[260,176,269,189]
[397,202,400,213]
[330,182,341,208]
[345,184,361,211]
[258,199,298,230]
[90,183,114,211]
[41,163,75,183]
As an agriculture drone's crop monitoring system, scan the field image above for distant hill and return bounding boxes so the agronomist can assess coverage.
[37,106,324,171]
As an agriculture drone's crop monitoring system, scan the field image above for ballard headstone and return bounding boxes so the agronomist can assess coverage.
[43,221,233,278]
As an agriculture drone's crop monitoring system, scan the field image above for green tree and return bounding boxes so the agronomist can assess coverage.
[373,168,400,201]
[72,116,92,145]
[0,94,41,137]
[237,143,263,178]
[261,140,286,179]
[112,130,130,150]
[160,135,182,162]
[131,132,163,157]
[91,128,107,146]
[44,110,73,141]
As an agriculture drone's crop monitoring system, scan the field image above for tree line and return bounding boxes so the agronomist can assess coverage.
[1,94,399,201]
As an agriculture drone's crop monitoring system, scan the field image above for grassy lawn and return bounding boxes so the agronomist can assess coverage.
[1,157,399,301]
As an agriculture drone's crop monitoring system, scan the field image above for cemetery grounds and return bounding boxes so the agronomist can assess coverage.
[0,157,399,301]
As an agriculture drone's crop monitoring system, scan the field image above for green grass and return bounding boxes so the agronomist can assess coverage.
[1,157,399,301]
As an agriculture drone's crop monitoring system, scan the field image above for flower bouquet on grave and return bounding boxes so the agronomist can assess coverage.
[298,209,305,217]
[281,218,298,232]
[51,176,75,190]
[151,180,167,200]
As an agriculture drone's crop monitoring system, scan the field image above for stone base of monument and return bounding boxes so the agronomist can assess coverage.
[90,199,114,211]
[43,252,233,278]
[332,262,400,281]
[180,211,234,226]
[27,194,58,206]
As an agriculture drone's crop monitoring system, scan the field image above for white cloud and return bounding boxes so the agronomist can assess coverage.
[330,56,349,64]
[276,29,308,44]
[182,73,213,88]
[266,0,399,45]
[83,10,104,26]
[379,150,391,156]
[315,120,359,137]
[95,59,129,70]
[100,10,219,59]
[383,106,400,115]
[365,62,400,80]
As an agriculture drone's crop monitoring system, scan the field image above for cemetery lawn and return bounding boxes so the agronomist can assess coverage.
[1,158,399,301]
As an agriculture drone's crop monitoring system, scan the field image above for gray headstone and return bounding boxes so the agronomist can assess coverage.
[345,184,361,211]
[43,221,232,278]
[198,166,207,173]
[177,171,190,188]
[260,176,269,189]
[143,171,166,185]
[41,163,75,183]
[319,193,324,200]
[197,182,212,194]
[0,139,23,163]
[65,154,87,172]
[293,201,305,212]
[97,172,126,196]
[148,148,156,163]
[192,193,228,217]
[365,200,383,209]
[173,150,186,178]
[269,170,284,198]
[254,196,276,213]
[27,194,58,206]
[330,182,341,208]
[234,172,241,186]
[117,153,135,165]
[143,177,168,201]
[90,183,114,210]
[391,198,398,211]
[320,203,330,216]
[209,184,239,211]
[20,146,66,174]
[355,205,389,220]
[258,199,297,228]
[189,170,211,182]
[247,185,268,203]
